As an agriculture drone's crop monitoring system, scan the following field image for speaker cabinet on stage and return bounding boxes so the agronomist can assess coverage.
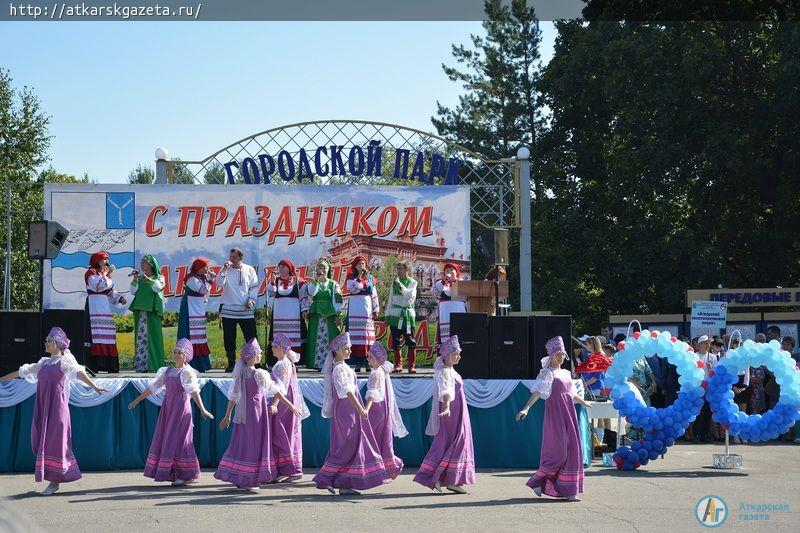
[43,309,87,364]
[489,316,529,378]
[0,310,42,374]
[529,314,573,377]
[474,228,510,266]
[450,312,489,379]
[28,220,69,260]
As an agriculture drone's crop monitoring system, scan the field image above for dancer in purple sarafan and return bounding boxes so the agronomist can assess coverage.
[313,332,396,496]
[364,342,407,478]
[413,335,475,494]
[517,335,590,502]
[1,327,108,495]
[128,338,214,486]
[269,333,311,482]
[214,338,300,492]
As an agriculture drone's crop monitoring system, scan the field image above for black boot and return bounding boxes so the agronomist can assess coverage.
[225,352,235,373]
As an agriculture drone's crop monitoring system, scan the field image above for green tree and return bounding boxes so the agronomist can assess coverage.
[536,18,800,329]
[0,69,53,309]
[128,164,154,184]
[432,0,544,309]
[203,161,226,184]
[171,157,197,184]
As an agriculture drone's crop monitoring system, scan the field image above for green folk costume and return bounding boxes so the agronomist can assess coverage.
[305,278,343,369]
[129,254,165,372]
[386,276,417,333]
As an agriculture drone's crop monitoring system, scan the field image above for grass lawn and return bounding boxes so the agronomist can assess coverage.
[116,322,439,370]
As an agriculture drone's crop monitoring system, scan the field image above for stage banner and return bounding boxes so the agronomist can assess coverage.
[43,184,471,314]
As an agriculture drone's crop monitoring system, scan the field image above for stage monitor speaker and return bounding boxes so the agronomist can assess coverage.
[0,310,42,375]
[489,316,529,378]
[529,315,573,378]
[28,220,69,260]
[450,312,489,379]
[474,228,510,267]
[42,309,88,365]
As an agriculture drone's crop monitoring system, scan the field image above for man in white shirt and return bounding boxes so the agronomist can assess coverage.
[215,248,259,372]
[693,335,717,443]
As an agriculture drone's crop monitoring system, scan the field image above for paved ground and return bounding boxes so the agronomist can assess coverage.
[1,443,798,533]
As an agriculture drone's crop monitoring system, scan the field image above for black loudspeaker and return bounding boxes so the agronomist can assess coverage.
[529,315,573,377]
[28,220,70,260]
[0,310,43,374]
[450,312,489,379]
[489,316,529,378]
[474,228,510,267]
[42,309,87,365]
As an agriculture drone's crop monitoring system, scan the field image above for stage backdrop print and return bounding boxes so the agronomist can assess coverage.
[43,184,472,313]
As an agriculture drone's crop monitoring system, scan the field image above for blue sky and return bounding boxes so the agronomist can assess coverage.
[0,22,555,183]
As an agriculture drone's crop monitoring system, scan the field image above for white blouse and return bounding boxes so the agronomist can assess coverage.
[185,275,211,298]
[366,362,394,403]
[86,273,123,304]
[148,366,200,395]
[19,351,84,383]
[130,276,165,294]
[529,367,577,400]
[333,361,356,399]
[230,367,287,401]
[435,366,458,402]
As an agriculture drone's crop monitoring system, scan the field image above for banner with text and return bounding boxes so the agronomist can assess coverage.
[43,184,471,313]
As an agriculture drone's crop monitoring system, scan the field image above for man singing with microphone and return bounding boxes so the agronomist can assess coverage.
[215,248,259,372]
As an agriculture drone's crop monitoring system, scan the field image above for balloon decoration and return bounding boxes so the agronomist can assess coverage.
[705,339,800,442]
[605,330,706,471]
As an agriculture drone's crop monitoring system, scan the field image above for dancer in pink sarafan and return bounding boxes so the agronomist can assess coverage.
[269,333,311,482]
[517,335,591,502]
[413,335,475,494]
[364,342,408,478]
[128,338,214,486]
[214,338,300,492]
[1,327,109,495]
[313,332,395,496]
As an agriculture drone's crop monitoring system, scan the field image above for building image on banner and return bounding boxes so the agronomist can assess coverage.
[43,185,471,324]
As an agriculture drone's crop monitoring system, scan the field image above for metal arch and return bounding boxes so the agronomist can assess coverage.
[167,119,520,229]
[180,119,502,166]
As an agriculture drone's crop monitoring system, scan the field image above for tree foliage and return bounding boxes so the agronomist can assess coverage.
[436,2,800,329]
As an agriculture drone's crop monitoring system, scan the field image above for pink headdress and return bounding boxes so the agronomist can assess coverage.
[330,332,351,352]
[542,336,566,369]
[440,335,461,358]
[241,338,262,363]
[369,342,388,365]
[46,327,70,350]
[272,333,300,363]
[175,338,194,362]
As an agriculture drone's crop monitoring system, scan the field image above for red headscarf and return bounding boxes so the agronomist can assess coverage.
[443,262,461,283]
[348,255,368,279]
[276,259,297,289]
[85,251,110,284]
[89,251,109,268]
[190,257,210,273]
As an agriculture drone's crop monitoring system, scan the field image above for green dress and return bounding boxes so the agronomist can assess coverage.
[130,254,165,372]
[305,278,342,369]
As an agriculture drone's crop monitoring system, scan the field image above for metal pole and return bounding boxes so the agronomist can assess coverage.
[516,147,532,311]
[4,181,12,310]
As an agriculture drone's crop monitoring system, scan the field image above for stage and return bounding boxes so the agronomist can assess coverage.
[0,376,592,473]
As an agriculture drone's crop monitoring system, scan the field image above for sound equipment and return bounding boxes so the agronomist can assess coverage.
[42,309,88,365]
[488,316,529,378]
[27,220,69,260]
[450,313,489,379]
[474,228,510,267]
[529,314,573,377]
[0,310,42,374]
